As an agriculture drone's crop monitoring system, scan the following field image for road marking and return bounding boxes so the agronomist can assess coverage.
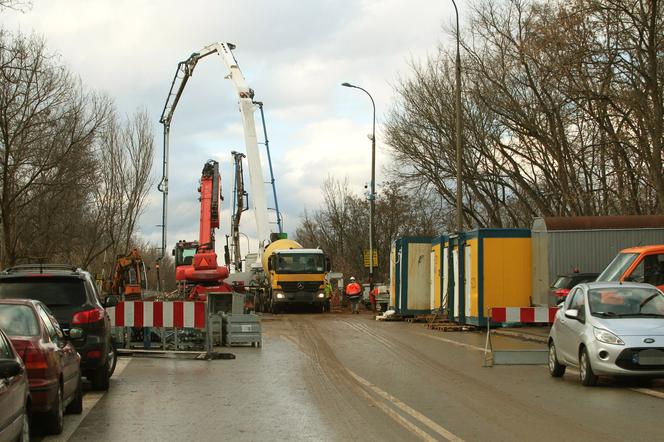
[565,368,664,399]
[630,388,664,399]
[41,358,132,441]
[415,332,485,352]
[347,369,465,442]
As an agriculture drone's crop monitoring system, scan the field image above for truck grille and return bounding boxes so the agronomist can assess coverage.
[280,282,321,293]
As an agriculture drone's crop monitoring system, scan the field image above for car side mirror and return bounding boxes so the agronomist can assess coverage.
[565,309,579,320]
[105,295,120,308]
[67,328,84,340]
[0,359,22,379]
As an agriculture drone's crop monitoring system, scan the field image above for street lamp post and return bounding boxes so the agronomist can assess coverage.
[451,0,464,232]
[341,82,376,294]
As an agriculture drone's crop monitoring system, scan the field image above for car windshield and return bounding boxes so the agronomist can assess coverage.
[597,253,639,282]
[0,304,40,336]
[552,277,573,289]
[275,253,325,274]
[0,278,86,306]
[588,287,664,317]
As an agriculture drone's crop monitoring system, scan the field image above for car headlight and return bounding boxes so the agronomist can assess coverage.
[317,292,325,298]
[593,327,624,345]
[275,291,285,299]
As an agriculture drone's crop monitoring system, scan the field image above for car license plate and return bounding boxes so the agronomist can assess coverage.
[638,349,664,365]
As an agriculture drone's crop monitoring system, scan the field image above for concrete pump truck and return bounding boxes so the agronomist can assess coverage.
[158,42,330,312]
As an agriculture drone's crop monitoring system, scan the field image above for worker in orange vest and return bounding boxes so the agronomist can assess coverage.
[345,276,362,314]
[369,286,378,312]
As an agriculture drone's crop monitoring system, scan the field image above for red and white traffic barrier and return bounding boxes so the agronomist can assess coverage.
[107,301,206,329]
[489,307,558,324]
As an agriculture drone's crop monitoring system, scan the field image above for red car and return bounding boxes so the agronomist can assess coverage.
[0,299,82,435]
[0,327,30,441]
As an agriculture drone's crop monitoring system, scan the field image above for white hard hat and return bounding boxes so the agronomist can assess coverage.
[349,276,356,281]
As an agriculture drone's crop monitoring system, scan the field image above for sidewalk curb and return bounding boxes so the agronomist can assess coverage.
[492,329,548,344]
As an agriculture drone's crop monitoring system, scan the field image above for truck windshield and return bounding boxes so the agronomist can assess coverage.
[597,253,639,282]
[275,253,325,274]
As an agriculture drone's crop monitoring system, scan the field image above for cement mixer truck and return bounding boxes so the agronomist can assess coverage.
[253,239,331,313]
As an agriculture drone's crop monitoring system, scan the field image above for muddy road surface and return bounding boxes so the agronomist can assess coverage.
[36,311,664,441]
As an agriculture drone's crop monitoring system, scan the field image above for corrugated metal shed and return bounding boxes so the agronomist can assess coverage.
[531,216,664,306]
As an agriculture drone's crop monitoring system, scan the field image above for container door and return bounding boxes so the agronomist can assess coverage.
[430,250,436,310]
[465,243,472,318]
[453,248,460,317]
[442,247,449,310]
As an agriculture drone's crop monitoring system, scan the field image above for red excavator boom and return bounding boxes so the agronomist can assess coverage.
[174,160,231,300]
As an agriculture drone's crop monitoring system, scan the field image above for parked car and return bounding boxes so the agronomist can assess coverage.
[549,273,599,305]
[0,327,30,441]
[0,264,116,391]
[0,299,83,434]
[597,245,664,291]
[548,282,664,386]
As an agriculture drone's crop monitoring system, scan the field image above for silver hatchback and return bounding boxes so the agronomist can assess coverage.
[548,282,664,386]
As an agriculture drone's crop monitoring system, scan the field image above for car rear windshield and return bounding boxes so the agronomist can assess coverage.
[0,304,40,336]
[552,277,573,289]
[0,277,87,307]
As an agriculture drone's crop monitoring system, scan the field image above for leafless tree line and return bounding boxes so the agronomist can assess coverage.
[386,0,664,230]
[295,177,443,282]
[0,29,154,277]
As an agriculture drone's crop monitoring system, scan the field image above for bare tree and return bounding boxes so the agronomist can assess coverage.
[295,178,442,282]
[384,0,663,230]
[0,31,110,266]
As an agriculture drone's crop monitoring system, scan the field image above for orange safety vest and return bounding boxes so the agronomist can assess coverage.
[345,282,362,297]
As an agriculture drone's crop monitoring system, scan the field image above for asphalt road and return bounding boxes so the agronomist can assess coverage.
[36,311,664,441]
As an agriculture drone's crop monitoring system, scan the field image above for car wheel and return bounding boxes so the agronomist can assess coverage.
[107,343,118,377]
[66,374,83,414]
[548,341,566,377]
[44,385,64,434]
[579,348,598,386]
[91,359,110,391]
[19,405,30,442]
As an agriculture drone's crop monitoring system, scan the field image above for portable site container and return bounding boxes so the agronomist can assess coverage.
[462,229,532,326]
[390,236,432,315]
[531,216,664,306]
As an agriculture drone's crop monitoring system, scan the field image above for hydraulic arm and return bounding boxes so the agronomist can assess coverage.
[158,42,272,263]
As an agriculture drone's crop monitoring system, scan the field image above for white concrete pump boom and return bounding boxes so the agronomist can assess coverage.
[158,42,272,261]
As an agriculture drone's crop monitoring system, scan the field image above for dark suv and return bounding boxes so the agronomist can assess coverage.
[0,264,116,390]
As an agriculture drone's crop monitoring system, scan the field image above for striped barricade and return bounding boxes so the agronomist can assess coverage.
[490,307,558,325]
[483,306,559,367]
[107,301,207,329]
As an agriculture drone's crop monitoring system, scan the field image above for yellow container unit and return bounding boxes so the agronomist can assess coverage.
[429,236,447,311]
[390,237,432,315]
[463,229,532,326]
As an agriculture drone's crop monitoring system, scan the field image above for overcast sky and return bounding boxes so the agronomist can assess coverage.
[3,0,462,257]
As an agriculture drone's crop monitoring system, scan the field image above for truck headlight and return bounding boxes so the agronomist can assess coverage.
[275,291,285,299]
[593,327,624,345]
[317,292,325,298]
